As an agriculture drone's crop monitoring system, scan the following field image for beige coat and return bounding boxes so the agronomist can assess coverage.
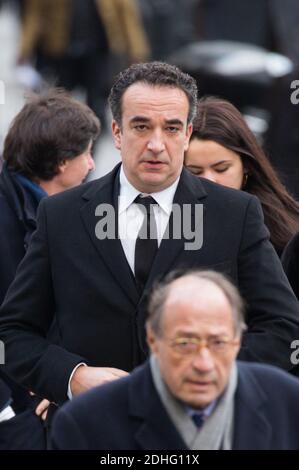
[20,0,150,61]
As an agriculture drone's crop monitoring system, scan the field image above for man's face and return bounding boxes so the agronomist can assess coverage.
[57,141,95,191]
[147,278,241,409]
[112,83,193,193]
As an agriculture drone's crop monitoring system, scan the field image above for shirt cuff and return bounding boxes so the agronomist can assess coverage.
[67,362,87,400]
[0,405,15,422]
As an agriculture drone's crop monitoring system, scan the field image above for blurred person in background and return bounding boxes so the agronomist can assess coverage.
[138,0,196,60]
[0,88,100,305]
[0,89,100,446]
[18,0,150,130]
[184,97,299,256]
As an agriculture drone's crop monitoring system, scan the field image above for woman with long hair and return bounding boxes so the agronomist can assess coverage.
[184,96,299,255]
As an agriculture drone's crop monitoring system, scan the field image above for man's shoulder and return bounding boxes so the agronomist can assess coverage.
[237,361,299,391]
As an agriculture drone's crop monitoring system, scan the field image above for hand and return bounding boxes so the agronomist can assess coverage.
[70,365,128,397]
[35,398,51,421]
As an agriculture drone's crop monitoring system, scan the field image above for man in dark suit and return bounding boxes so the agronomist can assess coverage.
[51,271,299,450]
[0,62,299,406]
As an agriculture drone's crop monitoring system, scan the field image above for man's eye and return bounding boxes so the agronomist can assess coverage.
[166,127,179,133]
[175,341,197,352]
[210,340,227,350]
[134,125,147,131]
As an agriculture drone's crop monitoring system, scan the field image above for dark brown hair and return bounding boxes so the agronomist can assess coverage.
[108,61,198,126]
[3,89,100,181]
[187,96,299,254]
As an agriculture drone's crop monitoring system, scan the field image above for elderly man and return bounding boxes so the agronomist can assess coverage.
[0,62,299,406]
[51,271,299,450]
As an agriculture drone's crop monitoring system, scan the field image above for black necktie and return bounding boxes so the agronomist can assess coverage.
[191,411,205,430]
[134,195,158,293]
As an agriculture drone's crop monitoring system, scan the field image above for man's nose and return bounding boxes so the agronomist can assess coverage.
[88,154,96,171]
[147,131,165,154]
[191,346,215,372]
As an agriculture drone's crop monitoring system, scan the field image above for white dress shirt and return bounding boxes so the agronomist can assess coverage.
[118,165,179,274]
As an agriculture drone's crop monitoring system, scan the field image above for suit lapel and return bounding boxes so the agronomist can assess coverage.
[129,363,187,450]
[142,169,207,297]
[80,164,139,306]
[233,363,272,449]
[80,168,207,308]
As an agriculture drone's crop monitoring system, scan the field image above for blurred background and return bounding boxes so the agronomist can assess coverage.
[1,0,299,197]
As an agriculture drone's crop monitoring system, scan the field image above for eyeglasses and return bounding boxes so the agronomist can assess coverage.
[168,337,239,356]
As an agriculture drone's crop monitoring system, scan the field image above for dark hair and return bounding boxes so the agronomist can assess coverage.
[3,89,100,181]
[108,61,198,126]
[147,270,246,337]
[188,96,299,254]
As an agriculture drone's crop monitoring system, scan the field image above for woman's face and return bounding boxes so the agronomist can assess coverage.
[185,139,244,190]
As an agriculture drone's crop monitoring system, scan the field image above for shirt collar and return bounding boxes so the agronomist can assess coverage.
[185,400,217,421]
[119,165,180,215]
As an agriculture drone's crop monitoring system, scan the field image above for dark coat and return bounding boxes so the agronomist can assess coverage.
[0,164,42,411]
[0,164,39,305]
[282,231,299,300]
[0,378,45,450]
[51,360,299,450]
[0,164,298,404]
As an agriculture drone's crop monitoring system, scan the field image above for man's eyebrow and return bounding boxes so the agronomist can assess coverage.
[129,117,184,126]
[165,119,184,126]
[130,116,150,123]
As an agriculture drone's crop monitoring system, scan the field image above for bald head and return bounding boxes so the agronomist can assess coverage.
[146,271,246,338]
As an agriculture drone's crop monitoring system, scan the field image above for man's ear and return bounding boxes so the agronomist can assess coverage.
[184,122,193,151]
[57,160,68,174]
[112,119,122,150]
[146,325,159,355]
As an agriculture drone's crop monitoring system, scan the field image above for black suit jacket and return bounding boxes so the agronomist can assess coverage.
[0,164,298,403]
[51,360,299,450]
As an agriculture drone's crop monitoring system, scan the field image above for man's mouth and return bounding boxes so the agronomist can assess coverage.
[186,379,213,388]
[142,160,166,168]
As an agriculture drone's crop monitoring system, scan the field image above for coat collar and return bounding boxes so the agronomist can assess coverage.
[0,164,40,228]
[233,362,272,449]
[128,362,187,450]
[80,163,140,306]
[128,361,273,450]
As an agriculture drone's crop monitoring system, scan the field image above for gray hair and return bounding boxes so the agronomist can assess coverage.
[146,270,247,337]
